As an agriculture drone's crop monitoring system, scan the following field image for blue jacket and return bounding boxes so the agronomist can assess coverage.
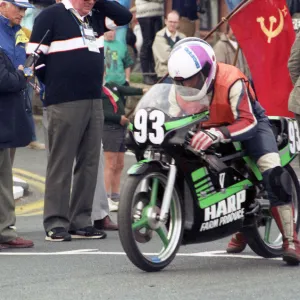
[0,15,27,68]
[0,48,33,148]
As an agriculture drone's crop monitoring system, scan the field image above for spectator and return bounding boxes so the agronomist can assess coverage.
[0,0,44,167]
[102,81,146,211]
[27,0,132,241]
[92,143,118,230]
[115,0,132,45]
[126,5,143,72]
[0,0,34,250]
[172,0,198,37]
[136,0,164,85]
[152,10,185,82]
[104,30,133,86]
[213,25,251,80]
[287,0,300,16]
[129,6,143,57]
[288,31,300,124]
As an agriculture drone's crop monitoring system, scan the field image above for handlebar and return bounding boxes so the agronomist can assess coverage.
[185,144,221,158]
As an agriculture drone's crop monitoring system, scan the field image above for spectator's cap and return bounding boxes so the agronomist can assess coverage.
[4,0,35,8]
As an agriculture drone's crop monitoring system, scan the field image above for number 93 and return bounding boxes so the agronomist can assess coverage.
[133,109,165,145]
[289,120,300,154]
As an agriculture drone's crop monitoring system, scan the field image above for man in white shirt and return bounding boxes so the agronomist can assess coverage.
[152,10,185,82]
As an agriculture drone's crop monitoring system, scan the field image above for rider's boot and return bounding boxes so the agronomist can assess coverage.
[226,232,247,253]
[271,204,300,265]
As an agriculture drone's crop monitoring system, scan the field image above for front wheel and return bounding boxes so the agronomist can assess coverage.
[118,167,184,272]
[245,164,300,258]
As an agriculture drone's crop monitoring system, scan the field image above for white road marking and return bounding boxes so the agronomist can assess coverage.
[0,249,281,260]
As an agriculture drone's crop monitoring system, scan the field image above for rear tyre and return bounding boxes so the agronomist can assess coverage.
[245,164,300,258]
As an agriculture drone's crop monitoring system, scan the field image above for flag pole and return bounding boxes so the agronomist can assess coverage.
[155,0,252,85]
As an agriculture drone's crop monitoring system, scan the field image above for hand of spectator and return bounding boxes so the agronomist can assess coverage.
[18,65,24,71]
[142,88,149,94]
[120,115,129,126]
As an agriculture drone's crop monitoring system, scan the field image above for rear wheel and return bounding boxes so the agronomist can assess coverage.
[118,167,184,272]
[245,164,300,258]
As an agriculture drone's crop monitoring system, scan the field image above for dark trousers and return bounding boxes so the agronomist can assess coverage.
[43,99,104,232]
[242,120,285,206]
[138,16,162,77]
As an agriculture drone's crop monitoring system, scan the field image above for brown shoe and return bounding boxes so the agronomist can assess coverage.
[94,216,118,231]
[226,232,247,253]
[0,237,34,249]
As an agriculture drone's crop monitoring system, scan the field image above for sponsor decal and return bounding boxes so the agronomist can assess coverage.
[200,190,246,232]
[184,47,201,69]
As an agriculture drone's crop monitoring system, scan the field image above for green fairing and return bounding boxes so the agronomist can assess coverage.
[198,180,252,209]
[191,167,208,182]
[127,159,151,174]
[164,112,209,131]
[280,145,297,166]
[243,156,263,181]
[233,142,296,181]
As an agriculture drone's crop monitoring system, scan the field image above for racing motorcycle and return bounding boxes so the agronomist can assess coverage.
[118,84,300,272]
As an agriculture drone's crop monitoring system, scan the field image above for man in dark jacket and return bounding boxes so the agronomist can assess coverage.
[0,48,33,249]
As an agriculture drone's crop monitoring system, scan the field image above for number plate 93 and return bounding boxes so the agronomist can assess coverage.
[133,109,166,145]
[288,119,300,154]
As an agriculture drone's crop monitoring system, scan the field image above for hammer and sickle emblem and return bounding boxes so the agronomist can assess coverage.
[257,8,284,43]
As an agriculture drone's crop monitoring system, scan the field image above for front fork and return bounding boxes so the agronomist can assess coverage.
[159,159,177,223]
[138,158,177,225]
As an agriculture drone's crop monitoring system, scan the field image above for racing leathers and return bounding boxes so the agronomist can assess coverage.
[183,63,300,265]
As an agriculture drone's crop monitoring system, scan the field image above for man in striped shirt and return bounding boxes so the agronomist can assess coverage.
[27,0,132,242]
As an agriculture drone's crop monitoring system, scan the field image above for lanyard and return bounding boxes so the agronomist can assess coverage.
[69,11,90,44]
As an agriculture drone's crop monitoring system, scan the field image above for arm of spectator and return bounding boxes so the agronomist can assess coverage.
[123,50,134,82]
[117,85,144,97]
[94,0,132,30]
[104,111,123,124]
[123,48,134,82]
[124,47,134,69]
[152,35,171,64]
[125,67,131,83]
[0,56,27,93]
[26,11,54,82]
[213,41,228,64]
[288,31,300,85]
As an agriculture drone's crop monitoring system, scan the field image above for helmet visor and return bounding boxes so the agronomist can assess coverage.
[173,71,206,92]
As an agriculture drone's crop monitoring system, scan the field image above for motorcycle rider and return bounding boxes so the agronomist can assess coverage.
[167,37,300,265]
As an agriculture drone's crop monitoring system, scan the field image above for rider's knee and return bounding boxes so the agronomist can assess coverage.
[256,153,281,173]
[262,166,293,204]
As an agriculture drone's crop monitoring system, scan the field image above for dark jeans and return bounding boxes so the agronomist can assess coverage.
[138,16,162,77]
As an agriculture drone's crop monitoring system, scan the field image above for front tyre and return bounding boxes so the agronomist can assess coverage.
[245,164,300,258]
[118,167,184,272]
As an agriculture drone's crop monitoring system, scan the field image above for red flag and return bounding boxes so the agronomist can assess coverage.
[229,0,295,117]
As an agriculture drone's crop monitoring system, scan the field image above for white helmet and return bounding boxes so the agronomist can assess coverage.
[168,38,217,101]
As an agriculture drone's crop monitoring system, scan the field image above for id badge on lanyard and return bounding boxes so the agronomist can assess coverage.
[81,23,100,53]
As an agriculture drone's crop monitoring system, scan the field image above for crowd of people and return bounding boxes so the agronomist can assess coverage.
[1,0,300,267]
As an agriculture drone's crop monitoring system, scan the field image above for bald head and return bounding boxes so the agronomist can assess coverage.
[165,10,180,34]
